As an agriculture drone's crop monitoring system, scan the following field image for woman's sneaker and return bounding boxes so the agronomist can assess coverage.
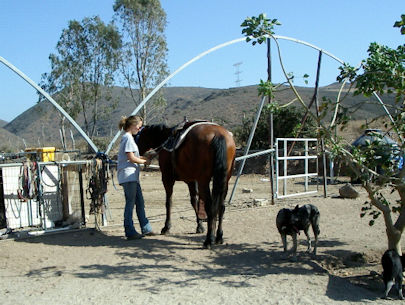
[126,232,143,240]
[142,230,156,236]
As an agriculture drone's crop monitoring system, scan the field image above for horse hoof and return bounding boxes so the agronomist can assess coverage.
[215,237,223,244]
[196,226,205,234]
[161,227,170,235]
[203,241,212,249]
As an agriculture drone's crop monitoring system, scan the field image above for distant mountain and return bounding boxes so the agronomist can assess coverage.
[0,119,8,128]
[0,127,23,151]
[2,83,396,152]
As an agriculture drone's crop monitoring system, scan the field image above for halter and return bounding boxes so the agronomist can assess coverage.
[134,126,144,145]
[134,125,172,157]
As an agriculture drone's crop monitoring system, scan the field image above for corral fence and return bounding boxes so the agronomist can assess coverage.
[230,137,323,203]
[0,150,112,237]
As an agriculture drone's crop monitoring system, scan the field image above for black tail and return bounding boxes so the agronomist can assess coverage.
[211,135,228,209]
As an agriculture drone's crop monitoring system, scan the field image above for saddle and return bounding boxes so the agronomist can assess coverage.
[163,120,218,152]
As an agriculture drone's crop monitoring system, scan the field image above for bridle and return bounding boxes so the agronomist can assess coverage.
[135,125,174,156]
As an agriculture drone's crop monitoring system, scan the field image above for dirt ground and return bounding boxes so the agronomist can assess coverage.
[1,170,404,304]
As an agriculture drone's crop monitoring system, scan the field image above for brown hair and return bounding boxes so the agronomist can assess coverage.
[118,115,143,131]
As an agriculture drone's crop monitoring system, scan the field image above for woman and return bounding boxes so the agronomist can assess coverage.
[117,115,153,240]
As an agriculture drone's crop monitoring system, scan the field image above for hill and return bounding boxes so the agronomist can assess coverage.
[2,83,397,152]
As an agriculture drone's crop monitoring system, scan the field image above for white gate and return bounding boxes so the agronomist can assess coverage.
[275,138,318,199]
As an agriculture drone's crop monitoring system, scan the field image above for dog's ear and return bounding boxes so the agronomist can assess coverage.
[294,205,299,210]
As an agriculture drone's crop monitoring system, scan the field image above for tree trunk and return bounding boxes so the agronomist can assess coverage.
[366,183,404,256]
[387,226,402,255]
[381,204,403,255]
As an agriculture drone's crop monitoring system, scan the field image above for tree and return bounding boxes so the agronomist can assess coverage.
[242,13,405,255]
[334,16,405,254]
[113,0,169,123]
[235,104,317,149]
[40,16,121,146]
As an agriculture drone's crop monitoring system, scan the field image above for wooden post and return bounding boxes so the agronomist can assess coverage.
[78,165,86,225]
[313,51,328,198]
[0,169,6,229]
[267,37,275,204]
[61,166,70,220]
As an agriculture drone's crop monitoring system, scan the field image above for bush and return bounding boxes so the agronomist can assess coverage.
[234,105,317,149]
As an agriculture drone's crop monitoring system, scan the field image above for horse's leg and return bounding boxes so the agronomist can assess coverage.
[200,184,215,249]
[187,182,204,233]
[161,178,175,235]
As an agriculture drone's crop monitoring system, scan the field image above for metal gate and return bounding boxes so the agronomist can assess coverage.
[275,138,318,199]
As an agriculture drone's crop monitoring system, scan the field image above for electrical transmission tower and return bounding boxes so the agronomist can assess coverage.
[233,62,242,87]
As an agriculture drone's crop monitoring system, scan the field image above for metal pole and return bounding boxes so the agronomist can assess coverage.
[0,56,99,153]
[228,96,267,204]
[313,51,327,197]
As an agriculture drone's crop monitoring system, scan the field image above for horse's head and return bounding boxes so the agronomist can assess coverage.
[135,124,172,155]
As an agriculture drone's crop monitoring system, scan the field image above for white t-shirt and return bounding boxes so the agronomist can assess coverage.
[117,132,140,184]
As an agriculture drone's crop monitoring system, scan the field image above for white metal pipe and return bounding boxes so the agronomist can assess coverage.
[305,140,309,191]
[277,190,318,199]
[277,155,318,160]
[0,56,99,153]
[105,35,345,154]
[278,173,318,179]
[234,148,275,162]
[283,139,287,196]
[228,95,267,204]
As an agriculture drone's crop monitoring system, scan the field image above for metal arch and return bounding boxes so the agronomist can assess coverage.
[105,35,346,154]
[2,35,391,156]
[0,56,99,153]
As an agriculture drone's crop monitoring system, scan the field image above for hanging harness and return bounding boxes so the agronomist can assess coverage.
[17,160,38,201]
[86,153,109,216]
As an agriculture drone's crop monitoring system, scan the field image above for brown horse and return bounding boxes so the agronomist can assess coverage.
[136,121,236,248]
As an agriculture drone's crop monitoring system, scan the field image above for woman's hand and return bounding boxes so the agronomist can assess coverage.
[126,152,147,164]
[142,156,152,167]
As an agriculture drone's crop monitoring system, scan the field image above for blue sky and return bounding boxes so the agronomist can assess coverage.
[0,0,403,122]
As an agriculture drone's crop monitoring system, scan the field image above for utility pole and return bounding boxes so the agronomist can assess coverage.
[233,62,242,87]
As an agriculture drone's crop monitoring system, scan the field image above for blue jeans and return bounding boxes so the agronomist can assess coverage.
[122,181,152,237]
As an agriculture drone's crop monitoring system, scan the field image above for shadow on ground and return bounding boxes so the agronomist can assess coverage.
[12,228,383,302]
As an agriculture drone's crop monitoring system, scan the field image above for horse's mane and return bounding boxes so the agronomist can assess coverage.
[146,120,210,139]
[143,124,173,141]
[146,123,170,133]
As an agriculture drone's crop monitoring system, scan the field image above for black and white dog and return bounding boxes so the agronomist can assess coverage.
[276,204,320,258]
[381,249,405,299]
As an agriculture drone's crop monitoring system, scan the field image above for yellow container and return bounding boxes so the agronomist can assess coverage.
[25,147,38,161]
[37,147,55,162]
